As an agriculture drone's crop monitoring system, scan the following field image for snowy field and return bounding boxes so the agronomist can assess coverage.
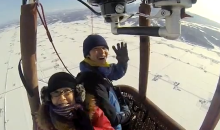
[0,16,220,130]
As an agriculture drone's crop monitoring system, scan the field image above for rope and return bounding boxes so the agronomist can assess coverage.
[91,11,93,34]
[35,2,74,77]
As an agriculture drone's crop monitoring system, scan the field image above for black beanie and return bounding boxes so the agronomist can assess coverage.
[41,72,86,104]
[47,72,77,94]
[83,34,109,58]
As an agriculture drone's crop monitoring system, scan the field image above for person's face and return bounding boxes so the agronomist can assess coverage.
[88,46,109,64]
[50,87,75,107]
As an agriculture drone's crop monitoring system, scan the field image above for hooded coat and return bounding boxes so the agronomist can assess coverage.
[35,93,114,130]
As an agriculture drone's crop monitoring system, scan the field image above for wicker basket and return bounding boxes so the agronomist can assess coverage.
[116,85,185,130]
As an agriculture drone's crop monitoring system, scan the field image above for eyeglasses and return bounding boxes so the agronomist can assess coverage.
[50,89,73,97]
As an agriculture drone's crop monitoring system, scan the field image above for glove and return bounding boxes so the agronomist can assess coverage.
[117,105,131,124]
[113,86,127,106]
[121,105,130,113]
[75,108,94,130]
[112,42,129,64]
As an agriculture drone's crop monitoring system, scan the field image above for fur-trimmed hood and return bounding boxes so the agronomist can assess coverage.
[35,94,96,130]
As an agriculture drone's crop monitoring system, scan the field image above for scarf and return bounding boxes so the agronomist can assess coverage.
[83,58,110,67]
[49,103,83,120]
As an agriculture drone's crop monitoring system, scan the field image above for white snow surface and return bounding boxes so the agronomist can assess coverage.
[1,16,220,130]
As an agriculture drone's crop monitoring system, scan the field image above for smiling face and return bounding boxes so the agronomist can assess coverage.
[88,46,109,64]
[50,87,75,107]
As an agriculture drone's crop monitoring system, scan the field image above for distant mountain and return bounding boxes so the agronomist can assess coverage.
[121,3,220,49]
[184,12,220,29]
[42,9,91,25]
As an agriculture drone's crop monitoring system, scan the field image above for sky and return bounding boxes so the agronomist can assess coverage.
[0,0,219,25]
[187,0,220,23]
[0,0,84,25]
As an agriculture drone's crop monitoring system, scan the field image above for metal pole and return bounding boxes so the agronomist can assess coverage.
[117,26,160,36]
[20,3,40,130]
[200,76,220,130]
[138,2,151,98]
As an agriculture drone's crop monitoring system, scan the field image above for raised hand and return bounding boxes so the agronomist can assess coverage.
[112,42,129,64]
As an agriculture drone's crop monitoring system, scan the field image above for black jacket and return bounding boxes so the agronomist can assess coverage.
[76,71,131,127]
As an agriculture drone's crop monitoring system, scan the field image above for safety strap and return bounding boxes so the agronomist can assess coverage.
[18,59,34,97]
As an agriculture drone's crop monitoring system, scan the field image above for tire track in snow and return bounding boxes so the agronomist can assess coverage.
[0,31,11,130]
[3,30,16,130]
[3,53,11,130]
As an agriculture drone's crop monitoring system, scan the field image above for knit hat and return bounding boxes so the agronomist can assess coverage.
[41,72,85,104]
[47,72,77,93]
[83,34,109,57]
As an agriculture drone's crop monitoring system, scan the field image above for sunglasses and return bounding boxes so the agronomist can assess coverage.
[50,89,73,97]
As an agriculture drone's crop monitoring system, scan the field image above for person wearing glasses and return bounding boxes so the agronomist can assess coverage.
[35,72,114,130]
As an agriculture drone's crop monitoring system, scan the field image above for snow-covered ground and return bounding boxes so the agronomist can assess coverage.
[1,16,220,130]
